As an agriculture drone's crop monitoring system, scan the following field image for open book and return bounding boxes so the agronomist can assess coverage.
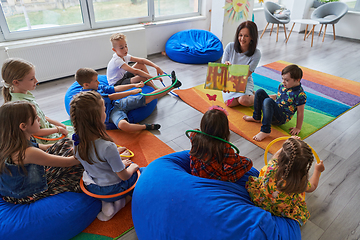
[204,62,249,93]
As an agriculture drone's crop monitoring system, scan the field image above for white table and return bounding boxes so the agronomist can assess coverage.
[286,19,320,47]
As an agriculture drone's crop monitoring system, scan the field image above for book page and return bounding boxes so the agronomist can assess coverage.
[224,64,249,93]
[204,62,228,91]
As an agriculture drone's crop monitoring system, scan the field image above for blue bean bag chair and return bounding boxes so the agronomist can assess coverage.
[64,75,157,130]
[165,29,223,64]
[0,192,101,240]
[132,151,301,240]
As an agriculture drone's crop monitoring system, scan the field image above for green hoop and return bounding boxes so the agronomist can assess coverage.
[185,130,240,154]
[140,74,178,96]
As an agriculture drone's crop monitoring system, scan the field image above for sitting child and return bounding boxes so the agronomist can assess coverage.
[75,67,181,132]
[107,32,164,89]
[246,136,325,226]
[0,101,82,204]
[70,91,142,221]
[1,58,72,144]
[189,106,253,182]
[243,64,306,141]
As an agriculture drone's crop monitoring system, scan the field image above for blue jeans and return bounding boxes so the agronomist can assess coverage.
[85,167,144,202]
[253,89,286,134]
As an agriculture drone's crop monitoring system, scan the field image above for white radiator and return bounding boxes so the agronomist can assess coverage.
[2,26,147,83]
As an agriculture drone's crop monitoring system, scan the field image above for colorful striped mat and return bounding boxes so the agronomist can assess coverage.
[174,60,360,153]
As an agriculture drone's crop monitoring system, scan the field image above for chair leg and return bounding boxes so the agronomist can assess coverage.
[322,24,327,42]
[270,24,274,36]
[319,24,323,36]
[276,24,279,42]
[260,22,269,39]
[286,22,295,43]
[333,24,336,40]
[283,24,287,40]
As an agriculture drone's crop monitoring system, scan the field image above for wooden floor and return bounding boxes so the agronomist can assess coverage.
[2,30,360,239]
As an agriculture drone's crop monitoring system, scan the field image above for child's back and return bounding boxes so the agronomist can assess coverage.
[189,106,253,182]
[246,136,325,226]
[0,101,81,204]
[70,91,141,221]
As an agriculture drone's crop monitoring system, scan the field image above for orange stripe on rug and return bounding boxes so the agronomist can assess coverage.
[80,130,174,238]
[174,87,287,154]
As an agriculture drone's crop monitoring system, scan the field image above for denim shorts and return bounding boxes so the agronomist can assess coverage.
[85,167,144,202]
[109,95,146,127]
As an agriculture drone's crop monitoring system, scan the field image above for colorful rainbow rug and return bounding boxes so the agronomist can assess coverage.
[174,60,360,153]
[71,130,174,240]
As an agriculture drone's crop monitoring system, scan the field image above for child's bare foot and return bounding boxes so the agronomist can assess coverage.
[243,115,260,122]
[253,132,270,142]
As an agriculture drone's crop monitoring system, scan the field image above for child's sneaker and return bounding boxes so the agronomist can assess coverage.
[145,123,161,130]
[171,71,182,88]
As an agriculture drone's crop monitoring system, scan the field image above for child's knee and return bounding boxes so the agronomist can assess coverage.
[117,119,129,129]
[255,89,266,96]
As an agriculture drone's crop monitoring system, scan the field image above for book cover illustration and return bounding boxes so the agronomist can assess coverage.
[204,62,249,93]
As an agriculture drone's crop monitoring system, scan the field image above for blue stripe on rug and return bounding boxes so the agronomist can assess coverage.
[255,66,360,107]
[253,73,351,117]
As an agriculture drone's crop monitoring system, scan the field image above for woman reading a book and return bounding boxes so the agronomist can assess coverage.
[222,21,261,107]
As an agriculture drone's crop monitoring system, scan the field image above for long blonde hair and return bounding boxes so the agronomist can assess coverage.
[70,91,113,164]
[0,101,37,174]
[1,58,34,103]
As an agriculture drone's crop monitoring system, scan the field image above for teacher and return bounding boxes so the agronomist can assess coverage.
[222,21,261,107]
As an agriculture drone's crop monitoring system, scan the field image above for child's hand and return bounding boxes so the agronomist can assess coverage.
[120,150,131,160]
[117,146,127,154]
[156,67,164,77]
[129,163,139,171]
[224,61,231,65]
[289,135,301,140]
[289,127,301,135]
[122,159,132,167]
[57,123,67,129]
[315,160,325,173]
[58,126,68,136]
[154,76,163,82]
[135,81,144,88]
[132,88,142,95]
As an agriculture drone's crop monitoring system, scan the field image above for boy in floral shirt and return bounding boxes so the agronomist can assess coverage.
[243,64,306,141]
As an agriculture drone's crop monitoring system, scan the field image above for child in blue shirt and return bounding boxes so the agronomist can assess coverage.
[243,64,306,141]
[75,68,181,132]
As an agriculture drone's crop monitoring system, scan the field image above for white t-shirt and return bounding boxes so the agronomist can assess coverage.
[76,138,125,186]
[106,53,132,86]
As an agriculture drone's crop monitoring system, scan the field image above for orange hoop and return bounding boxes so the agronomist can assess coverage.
[80,169,141,199]
[33,134,66,141]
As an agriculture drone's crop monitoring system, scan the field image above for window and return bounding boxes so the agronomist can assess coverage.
[340,0,360,11]
[0,0,201,41]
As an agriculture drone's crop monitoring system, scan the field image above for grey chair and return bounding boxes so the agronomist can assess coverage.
[311,2,348,42]
[260,2,290,42]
